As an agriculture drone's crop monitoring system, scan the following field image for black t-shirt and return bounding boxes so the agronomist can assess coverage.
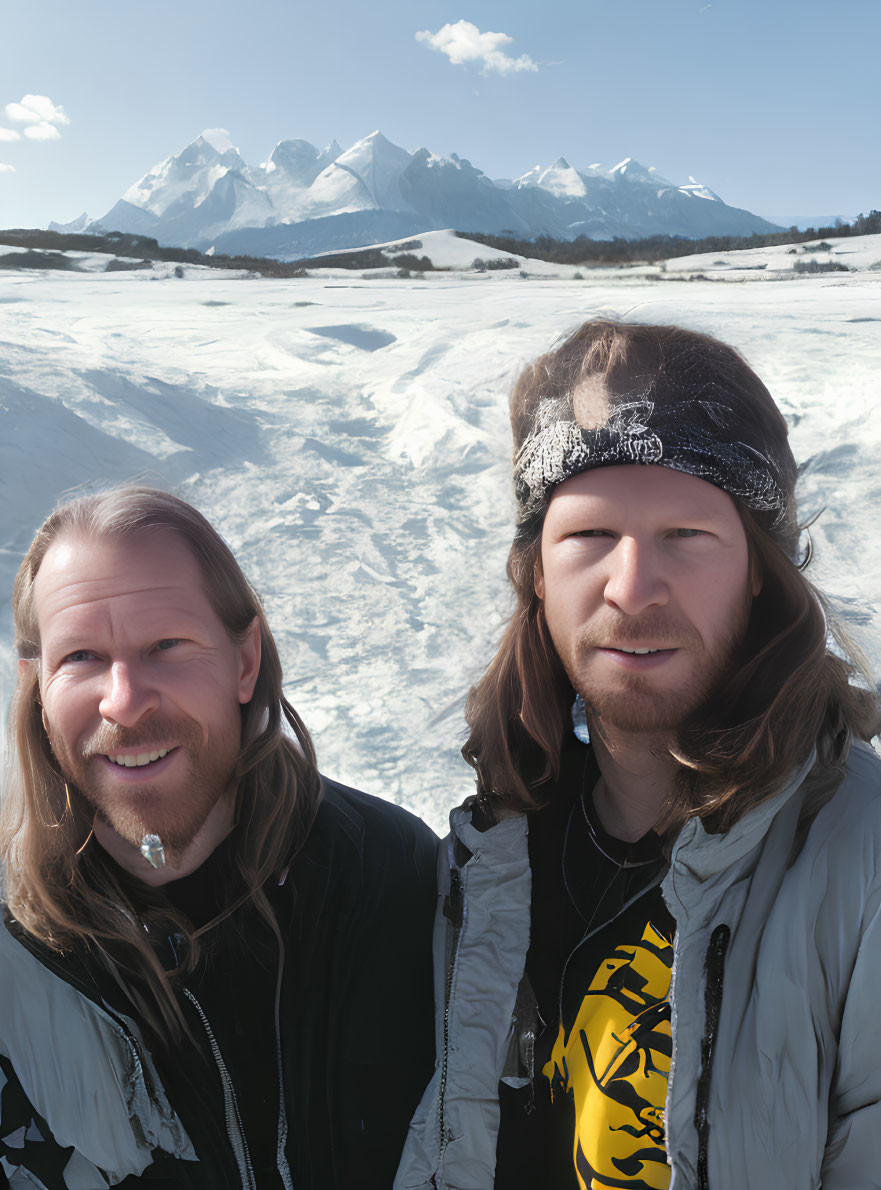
[496,740,674,1190]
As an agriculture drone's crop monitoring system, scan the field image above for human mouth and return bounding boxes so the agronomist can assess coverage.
[596,645,678,669]
[106,748,173,768]
[96,748,180,780]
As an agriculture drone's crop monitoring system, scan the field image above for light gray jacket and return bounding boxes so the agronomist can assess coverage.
[0,920,196,1187]
[396,741,881,1190]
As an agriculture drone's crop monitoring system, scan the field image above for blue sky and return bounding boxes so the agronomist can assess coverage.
[1,0,877,229]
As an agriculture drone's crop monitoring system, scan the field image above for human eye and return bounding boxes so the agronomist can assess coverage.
[672,528,707,539]
[573,528,612,539]
[64,649,97,663]
[154,638,181,652]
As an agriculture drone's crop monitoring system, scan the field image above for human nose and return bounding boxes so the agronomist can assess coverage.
[98,659,159,727]
[603,537,669,616]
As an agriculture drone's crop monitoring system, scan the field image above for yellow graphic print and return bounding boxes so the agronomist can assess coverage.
[543,921,673,1190]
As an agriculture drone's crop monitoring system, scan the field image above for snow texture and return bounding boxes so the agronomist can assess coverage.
[1,245,879,833]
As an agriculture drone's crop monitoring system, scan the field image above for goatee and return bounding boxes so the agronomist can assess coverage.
[565,607,750,737]
[46,713,240,860]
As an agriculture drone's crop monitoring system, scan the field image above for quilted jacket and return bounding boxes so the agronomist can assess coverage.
[396,741,881,1189]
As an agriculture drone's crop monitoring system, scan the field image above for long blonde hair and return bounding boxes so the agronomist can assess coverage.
[1,487,321,1047]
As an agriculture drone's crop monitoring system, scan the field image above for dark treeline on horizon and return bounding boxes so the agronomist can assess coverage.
[0,209,878,275]
[0,229,313,277]
[455,210,881,265]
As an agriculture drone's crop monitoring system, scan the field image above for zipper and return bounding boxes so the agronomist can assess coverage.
[694,924,730,1190]
[183,927,296,1190]
[273,935,296,1190]
[182,986,257,1190]
[437,865,466,1173]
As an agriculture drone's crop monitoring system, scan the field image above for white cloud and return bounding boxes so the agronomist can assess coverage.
[0,127,21,142]
[24,122,61,141]
[0,163,15,173]
[5,94,70,128]
[415,20,538,75]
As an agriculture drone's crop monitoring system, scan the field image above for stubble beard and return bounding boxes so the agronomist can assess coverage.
[46,713,241,860]
[559,606,751,740]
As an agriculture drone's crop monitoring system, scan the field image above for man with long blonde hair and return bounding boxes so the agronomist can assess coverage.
[0,486,438,1189]
[396,320,881,1190]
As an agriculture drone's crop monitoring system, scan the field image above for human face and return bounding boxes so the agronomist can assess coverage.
[33,529,260,860]
[535,465,757,737]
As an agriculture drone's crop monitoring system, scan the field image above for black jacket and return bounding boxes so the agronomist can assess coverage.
[0,778,438,1189]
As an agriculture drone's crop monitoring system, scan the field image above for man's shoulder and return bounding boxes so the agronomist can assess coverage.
[805,741,881,859]
[0,908,197,1181]
[283,778,438,955]
[317,774,438,848]
[300,775,438,888]
[0,908,37,984]
[830,740,881,817]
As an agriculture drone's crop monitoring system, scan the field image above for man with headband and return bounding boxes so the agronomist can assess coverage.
[396,320,881,1189]
[0,487,438,1189]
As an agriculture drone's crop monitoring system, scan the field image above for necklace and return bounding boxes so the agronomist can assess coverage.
[556,750,668,1026]
[561,752,627,930]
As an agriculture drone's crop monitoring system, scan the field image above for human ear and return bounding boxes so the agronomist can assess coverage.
[237,618,262,704]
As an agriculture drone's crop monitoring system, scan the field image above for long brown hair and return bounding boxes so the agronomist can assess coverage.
[1,487,321,1047]
[464,320,880,833]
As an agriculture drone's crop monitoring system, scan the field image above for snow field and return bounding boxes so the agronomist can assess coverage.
[0,264,879,832]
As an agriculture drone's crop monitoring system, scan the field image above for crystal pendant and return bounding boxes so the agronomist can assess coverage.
[139,833,166,869]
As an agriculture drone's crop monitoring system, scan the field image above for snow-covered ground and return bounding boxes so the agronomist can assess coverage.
[1,256,879,833]
[662,231,881,278]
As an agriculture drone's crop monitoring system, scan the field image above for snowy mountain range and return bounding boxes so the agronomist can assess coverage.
[70,128,781,258]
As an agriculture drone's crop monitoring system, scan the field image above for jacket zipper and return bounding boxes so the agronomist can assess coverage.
[273,936,296,1190]
[694,924,730,1190]
[437,866,465,1176]
[183,928,296,1190]
[183,986,257,1190]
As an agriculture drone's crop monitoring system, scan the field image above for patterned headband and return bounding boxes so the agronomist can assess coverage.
[513,389,791,537]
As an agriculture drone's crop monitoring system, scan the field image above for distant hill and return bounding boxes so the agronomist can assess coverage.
[453,209,881,265]
[4,211,879,277]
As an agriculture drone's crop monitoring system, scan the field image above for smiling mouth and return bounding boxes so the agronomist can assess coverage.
[606,646,675,655]
[105,748,176,768]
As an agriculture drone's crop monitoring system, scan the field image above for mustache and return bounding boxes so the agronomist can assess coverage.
[80,716,200,759]
[575,612,702,650]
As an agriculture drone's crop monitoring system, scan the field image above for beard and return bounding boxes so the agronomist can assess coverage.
[557,604,751,738]
[46,712,241,860]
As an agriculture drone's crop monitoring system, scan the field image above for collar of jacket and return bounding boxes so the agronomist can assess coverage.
[447,802,526,853]
[451,746,817,879]
[662,747,817,914]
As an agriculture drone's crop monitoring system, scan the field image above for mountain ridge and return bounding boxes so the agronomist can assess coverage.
[80,128,781,258]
